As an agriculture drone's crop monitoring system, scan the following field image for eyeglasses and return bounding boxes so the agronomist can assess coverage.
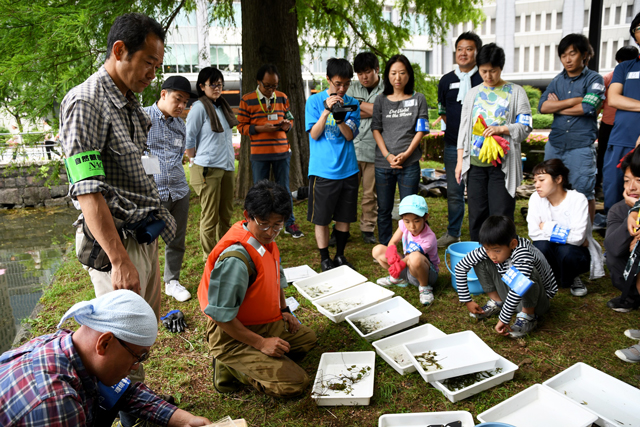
[330,79,351,90]
[633,26,640,34]
[205,83,224,90]
[253,218,284,233]
[116,337,150,365]
[260,81,278,90]
[426,422,462,427]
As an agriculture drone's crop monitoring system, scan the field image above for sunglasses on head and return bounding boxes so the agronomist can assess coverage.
[427,422,462,427]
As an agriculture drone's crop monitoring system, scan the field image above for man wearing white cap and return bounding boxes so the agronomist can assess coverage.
[0,290,211,427]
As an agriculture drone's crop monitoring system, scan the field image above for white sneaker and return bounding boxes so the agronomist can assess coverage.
[165,280,191,302]
[437,232,460,248]
[419,286,434,305]
[570,277,588,297]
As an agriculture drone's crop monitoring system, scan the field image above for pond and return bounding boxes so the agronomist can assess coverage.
[0,205,78,353]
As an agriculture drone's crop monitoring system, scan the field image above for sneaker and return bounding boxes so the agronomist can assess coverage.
[419,285,434,305]
[376,275,409,288]
[165,280,191,302]
[624,329,640,340]
[570,277,588,297]
[607,296,640,313]
[509,313,538,338]
[593,213,607,231]
[284,223,304,238]
[436,232,460,249]
[361,231,377,244]
[321,258,335,272]
[615,343,640,363]
[470,299,502,320]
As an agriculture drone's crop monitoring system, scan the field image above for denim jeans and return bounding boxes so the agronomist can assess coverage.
[375,161,421,245]
[444,144,465,238]
[251,158,295,226]
[533,240,590,288]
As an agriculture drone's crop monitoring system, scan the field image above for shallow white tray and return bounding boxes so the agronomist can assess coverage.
[345,297,421,342]
[314,282,395,323]
[293,265,367,302]
[404,330,499,382]
[543,362,640,427]
[311,351,376,406]
[431,356,518,402]
[372,324,447,375]
[379,410,474,427]
[283,264,317,282]
[477,384,598,427]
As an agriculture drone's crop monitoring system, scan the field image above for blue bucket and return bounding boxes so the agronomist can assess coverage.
[445,241,485,295]
[476,423,516,427]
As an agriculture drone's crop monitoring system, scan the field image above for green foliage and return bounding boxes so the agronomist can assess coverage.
[532,114,554,130]
[523,85,541,112]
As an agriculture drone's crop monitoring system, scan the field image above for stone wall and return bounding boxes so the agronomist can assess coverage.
[0,161,71,209]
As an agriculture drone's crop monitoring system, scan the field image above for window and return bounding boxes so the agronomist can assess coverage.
[554,52,562,71]
[535,14,541,31]
[515,16,521,32]
[604,7,610,26]
[408,13,427,35]
[309,48,346,74]
[584,10,590,28]
[534,46,540,71]
[210,45,242,71]
[514,47,520,72]
[491,18,496,34]
[524,46,530,72]
[615,5,621,25]
[628,6,634,24]
[403,50,429,73]
[556,12,562,30]
[174,11,196,27]
[481,20,487,35]
[525,15,531,32]
[383,6,392,22]
[546,13,552,31]
[164,44,198,73]
[544,45,551,71]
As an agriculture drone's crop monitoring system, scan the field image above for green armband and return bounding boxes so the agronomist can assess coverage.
[64,150,105,184]
[582,93,603,110]
[285,111,294,120]
[438,102,446,115]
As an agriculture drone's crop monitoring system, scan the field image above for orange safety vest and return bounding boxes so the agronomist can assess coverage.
[197,221,282,326]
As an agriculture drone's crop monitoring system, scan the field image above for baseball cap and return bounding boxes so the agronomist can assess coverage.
[162,76,198,99]
[398,194,428,217]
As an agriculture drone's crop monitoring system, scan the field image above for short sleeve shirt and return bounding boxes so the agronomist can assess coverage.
[438,71,483,146]
[346,79,385,163]
[398,220,440,272]
[185,101,235,171]
[609,57,640,148]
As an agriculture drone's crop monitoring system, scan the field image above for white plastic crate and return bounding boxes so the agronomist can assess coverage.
[477,384,598,427]
[311,351,376,406]
[543,362,640,427]
[404,330,500,382]
[345,297,421,342]
[293,265,367,302]
[314,282,394,323]
[379,410,475,427]
[372,324,446,375]
[430,356,518,402]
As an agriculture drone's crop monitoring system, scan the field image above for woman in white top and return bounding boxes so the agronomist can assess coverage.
[527,159,604,297]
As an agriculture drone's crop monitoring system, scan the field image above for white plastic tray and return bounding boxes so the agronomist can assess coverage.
[345,297,422,342]
[477,384,598,427]
[404,330,499,382]
[379,410,475,427]
[372,324,447,375]
[311,351,376,406]
[431,356,518,402]
[293,265,367,302]
[283,264,317,282]
[543,362,640,427]
[314,282,395,323]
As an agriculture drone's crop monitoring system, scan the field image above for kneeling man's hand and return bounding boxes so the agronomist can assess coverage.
[260,337,291,358]
[283,312,300,334]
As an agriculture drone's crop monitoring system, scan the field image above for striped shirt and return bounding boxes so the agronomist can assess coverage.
[237,89,291,161]
[60,66,176,243]
[454,237,557,324]
[143,103,189,202]
[0,329,176,427]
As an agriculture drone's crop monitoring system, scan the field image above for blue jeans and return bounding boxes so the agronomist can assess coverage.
[602,144,630,212]
[533,240,590,288]
[375,161,421,245]
[444,144,465,238]
[251,158,295,226]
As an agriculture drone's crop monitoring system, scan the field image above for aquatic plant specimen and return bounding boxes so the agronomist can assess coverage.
[312,365,373,396]
[351,313,389,335]
[319,297,364,314]
[415,351,442,372]
[441,367,503,391]
[304,282,333,298]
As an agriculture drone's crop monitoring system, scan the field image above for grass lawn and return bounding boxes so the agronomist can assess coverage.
[26,164,640,426]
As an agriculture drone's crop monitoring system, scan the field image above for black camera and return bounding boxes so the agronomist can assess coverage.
[324,93,357,122]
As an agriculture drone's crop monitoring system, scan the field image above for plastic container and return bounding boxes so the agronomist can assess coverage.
[372,324,447,375]
[475,423,516,427]
[543,362,640,427]
[311,351,375,406]
[445,242,484,295]
[314,282,395,323]
[477,384,598,427]
[379,411,475,427]
[293,265,367,302]
[345,297,421,342]
[421,168,435,178]
[431,356,518,402]
[404,331,499,382]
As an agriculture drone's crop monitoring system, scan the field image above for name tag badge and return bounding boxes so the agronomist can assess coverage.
[404,99,416,107]
[628,71,640,80]
[173,138,183,147]
[449,82,460,90]
[267,113,278,121]
[141,154,161,175]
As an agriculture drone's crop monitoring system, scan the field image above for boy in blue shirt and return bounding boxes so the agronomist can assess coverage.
[305,58,361,271]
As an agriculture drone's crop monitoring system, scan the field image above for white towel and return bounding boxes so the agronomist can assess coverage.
[454,64,478,103]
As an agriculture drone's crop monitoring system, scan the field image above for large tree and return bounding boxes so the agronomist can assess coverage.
[0,0,482,196]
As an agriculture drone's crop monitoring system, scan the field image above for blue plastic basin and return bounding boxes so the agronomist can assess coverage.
[444,241,485,295]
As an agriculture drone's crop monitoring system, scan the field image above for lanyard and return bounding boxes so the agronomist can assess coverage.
[256,88,275,114]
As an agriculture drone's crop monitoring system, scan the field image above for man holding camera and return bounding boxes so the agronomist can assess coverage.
[238,64,303,238]
[305,58,361,271]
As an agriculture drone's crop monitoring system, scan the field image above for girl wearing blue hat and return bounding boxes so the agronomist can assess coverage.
[372,194,440,305]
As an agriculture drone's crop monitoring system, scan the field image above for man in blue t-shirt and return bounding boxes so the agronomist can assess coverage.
[305,58,361,271]
[603,13,640,215]
[539,33,604,222]
[436,31,483,248]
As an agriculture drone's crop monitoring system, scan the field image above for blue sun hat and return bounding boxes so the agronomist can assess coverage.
[398,194,428,217]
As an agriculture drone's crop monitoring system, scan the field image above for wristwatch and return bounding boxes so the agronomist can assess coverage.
[281,306,292,314]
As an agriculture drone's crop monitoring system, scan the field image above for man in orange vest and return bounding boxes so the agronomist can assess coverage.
[197,180,317,396]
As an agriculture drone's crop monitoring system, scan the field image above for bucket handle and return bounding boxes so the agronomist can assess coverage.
[445,248,454,275]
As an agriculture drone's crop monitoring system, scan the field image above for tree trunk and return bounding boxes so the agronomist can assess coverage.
[235,0,309,199]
